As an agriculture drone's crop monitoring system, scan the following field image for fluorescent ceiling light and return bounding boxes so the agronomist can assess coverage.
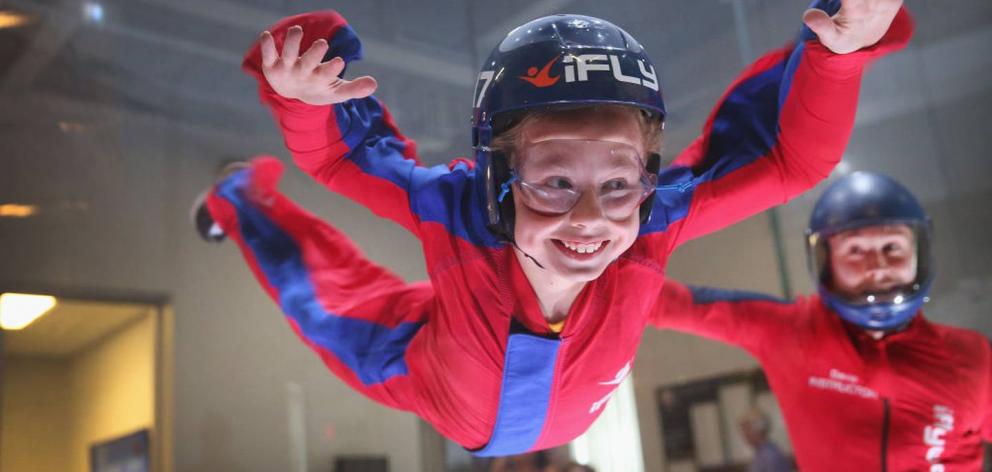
[0,204,39,218]
[0,10,31,29]
[0,293,57,330]
[82,2,104,23]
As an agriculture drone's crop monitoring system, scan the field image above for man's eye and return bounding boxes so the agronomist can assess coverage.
[883,243,907,255]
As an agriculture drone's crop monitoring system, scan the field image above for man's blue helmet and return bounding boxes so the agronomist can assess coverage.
[470,14,666,241]
[805,171,934,331]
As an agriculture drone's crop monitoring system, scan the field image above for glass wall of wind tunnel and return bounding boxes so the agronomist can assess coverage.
[1,295,163,472]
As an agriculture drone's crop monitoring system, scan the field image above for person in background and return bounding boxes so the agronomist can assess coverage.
[739,407,791,472]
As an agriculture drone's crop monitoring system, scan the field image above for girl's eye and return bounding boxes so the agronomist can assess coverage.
[603,179,628,192]
[544,177,574,190]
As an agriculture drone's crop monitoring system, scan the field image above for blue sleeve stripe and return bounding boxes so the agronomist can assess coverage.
[325,23,363,69]
[640,165,696,235]
[325,22,499,247]
[642,49,796,236]
[217,170,422,386]
[778,42,805,111]
[471,325,561,457]
[693,59,787,182]
[332,98,502,247]
[688,285,791,305]
[410,163,505,248]
[782,0,841,108]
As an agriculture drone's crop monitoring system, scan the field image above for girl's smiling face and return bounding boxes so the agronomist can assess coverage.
[511,106,653,283]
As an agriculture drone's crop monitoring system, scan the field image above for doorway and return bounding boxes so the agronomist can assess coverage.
[0,293,173,472]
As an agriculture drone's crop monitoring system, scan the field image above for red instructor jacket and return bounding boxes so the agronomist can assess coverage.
[654,280,992,471]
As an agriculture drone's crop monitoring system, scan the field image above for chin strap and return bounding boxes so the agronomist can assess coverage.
[511,241,546,270]
[495,171,543,269]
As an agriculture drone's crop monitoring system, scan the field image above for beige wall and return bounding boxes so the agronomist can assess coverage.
[0,114,426,471]
[68,312,156,472]
[170,170,425,471]
[2,312,156,472]
[1,356,73,472]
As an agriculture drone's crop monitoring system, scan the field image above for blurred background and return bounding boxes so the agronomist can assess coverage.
[0,0,989,471]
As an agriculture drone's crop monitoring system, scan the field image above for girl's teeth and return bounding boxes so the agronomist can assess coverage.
[562,241,604,254]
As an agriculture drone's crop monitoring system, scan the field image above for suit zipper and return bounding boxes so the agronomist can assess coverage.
[880,397,890,472]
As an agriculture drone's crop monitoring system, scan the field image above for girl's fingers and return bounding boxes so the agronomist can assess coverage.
[280,25,304,65]
[299,39,329,71]
[260,31,278,69]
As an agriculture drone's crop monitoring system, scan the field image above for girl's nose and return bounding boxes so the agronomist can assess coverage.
[568,190,605,226]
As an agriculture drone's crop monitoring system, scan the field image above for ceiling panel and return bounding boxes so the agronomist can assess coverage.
[3,298,153,358]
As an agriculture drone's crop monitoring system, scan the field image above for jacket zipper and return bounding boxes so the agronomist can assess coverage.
[880,397,890,472]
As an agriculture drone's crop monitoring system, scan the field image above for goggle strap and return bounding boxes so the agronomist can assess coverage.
[498,173,520,203]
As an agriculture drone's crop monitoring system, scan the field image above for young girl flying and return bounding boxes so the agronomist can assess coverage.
[198,0,911,455]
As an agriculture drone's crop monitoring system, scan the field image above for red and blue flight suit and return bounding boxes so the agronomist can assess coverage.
[204,6,913,455]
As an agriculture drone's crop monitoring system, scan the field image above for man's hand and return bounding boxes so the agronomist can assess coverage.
[259,25,377,105]
[803,0,903,54]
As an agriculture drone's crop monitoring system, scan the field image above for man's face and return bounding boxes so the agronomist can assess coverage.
[828,224,917,298]
[511,107,649,283]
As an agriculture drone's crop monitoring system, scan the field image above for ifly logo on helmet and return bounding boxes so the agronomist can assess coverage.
[519,56,561,87]
[521,54,659,91]
[473,53,660,108]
